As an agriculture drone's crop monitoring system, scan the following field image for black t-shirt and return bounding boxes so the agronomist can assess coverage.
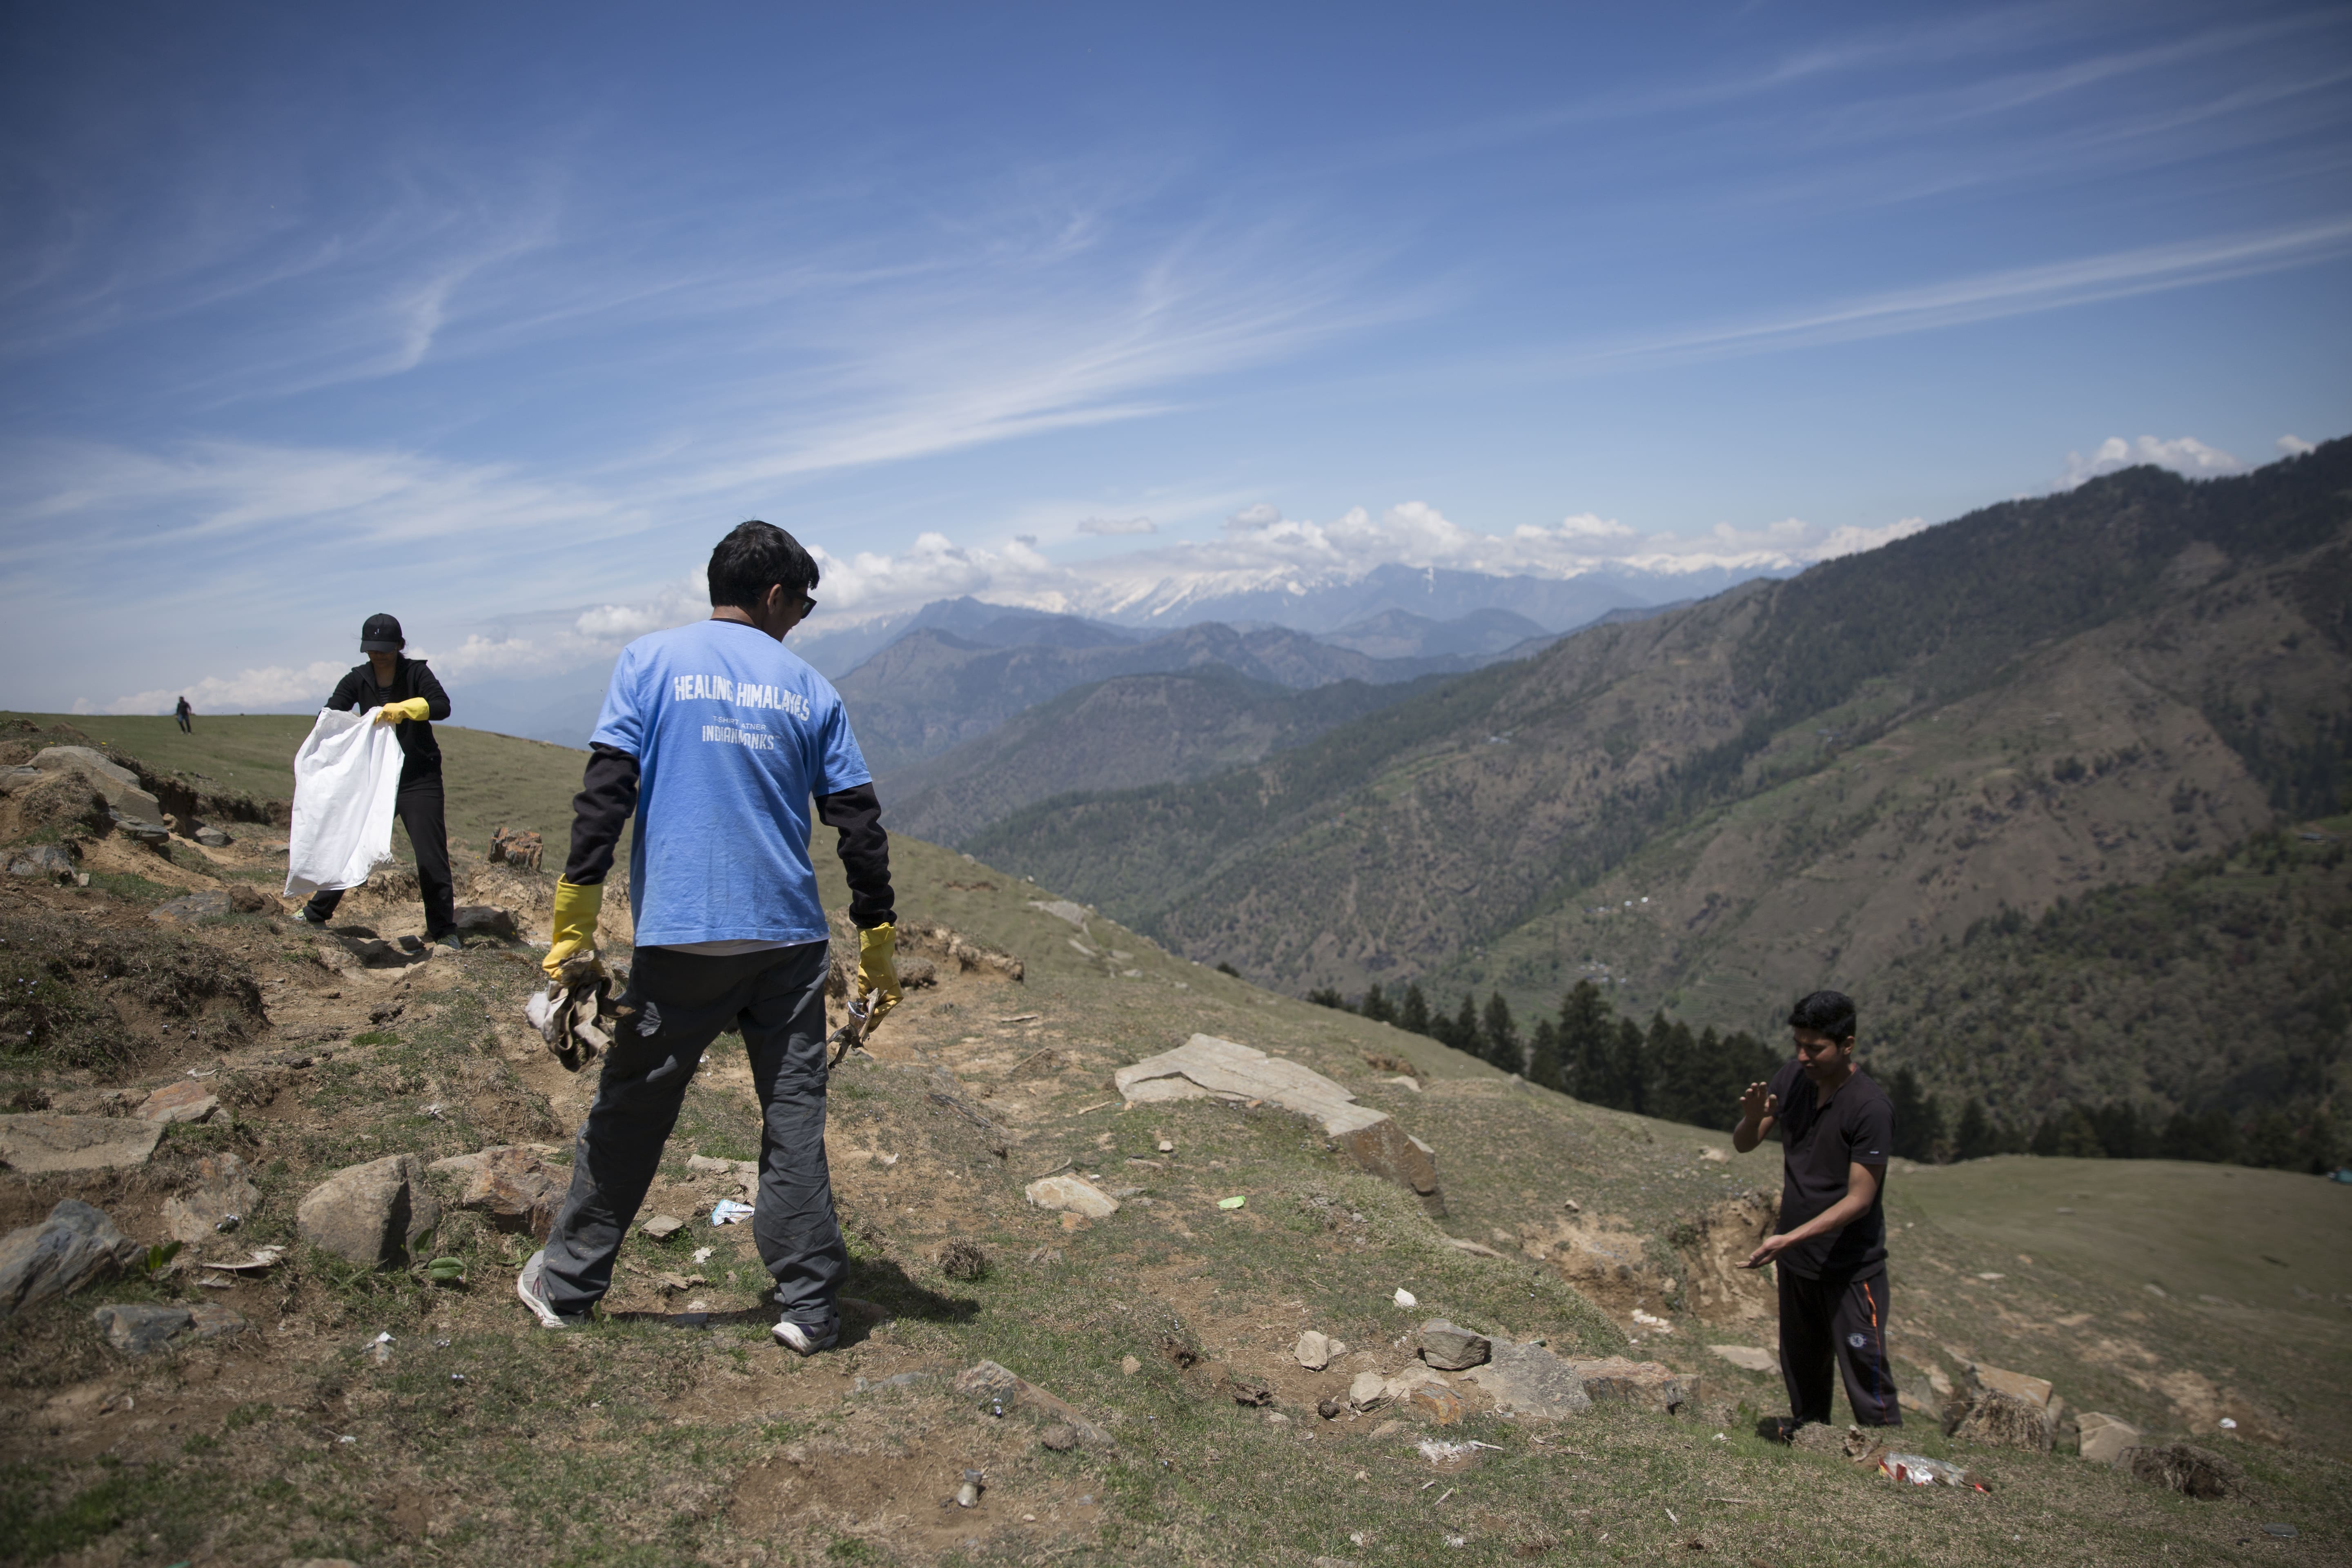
[326,658,450,783]
[1768,1059,1893,1280]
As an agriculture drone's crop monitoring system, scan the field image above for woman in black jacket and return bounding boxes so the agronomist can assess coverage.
[293,612,461,949]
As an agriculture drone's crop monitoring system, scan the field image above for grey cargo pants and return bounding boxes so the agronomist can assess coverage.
[539,940,845,1338]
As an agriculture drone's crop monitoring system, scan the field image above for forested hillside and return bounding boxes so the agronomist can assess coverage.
[967,443,2352,1047]
[882,668,1446,844]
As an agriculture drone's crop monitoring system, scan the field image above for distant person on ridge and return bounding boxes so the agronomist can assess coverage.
[174,695,192,733]
[514,519,900,1356]
[291,613,460,951]
[1734,989,1902,1438]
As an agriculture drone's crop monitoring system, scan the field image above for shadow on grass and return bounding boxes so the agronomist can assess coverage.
[605,1258,979,1345]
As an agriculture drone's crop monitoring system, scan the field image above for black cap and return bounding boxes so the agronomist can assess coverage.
[359,613,405,652]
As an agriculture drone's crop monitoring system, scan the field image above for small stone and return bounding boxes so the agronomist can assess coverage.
[194,825,232,847]
[1406,1381,1468,1425]
[1121,1355,1142,1375]
[1157,1139,1175,1153]
[0,1200,142,1319]
[1348,1370,1392,1413]
[1318,1396,1344,1420]
[138,1080,220,1125]
[1039,1423,1078,1451]
[452,904,520,940]
[149,890,234,924]
[4,843,78,881]
[1294,1330,1332,1370]
[642,1214,685,1240]
[1393,1287,1417,1308]
[93,1302,194,1354]
[1024,1175,1119,1218]
[1708,1344,1776,1373]
[2078,1412,2142,1466]
[1419,1320,1492,1371]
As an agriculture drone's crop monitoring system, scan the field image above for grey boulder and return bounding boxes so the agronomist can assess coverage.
[1419,1319,1492,1371]
[30,746,165,828]
[5,843,78,881]
[452,904,520,939]
[0,1199,143,1319]
[297,1153,439,1268]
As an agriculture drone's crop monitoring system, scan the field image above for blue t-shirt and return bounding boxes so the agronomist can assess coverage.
[590,619,872,947]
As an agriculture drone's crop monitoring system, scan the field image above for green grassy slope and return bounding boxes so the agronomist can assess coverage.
[2,712,595,860]
[7,718,2348,1564]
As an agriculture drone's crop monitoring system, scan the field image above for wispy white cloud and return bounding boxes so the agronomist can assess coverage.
[2056,434,2242,489]
[1076,515,1156,535]
[1552,218,2352,375]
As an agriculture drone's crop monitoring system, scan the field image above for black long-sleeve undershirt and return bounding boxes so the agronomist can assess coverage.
[561,744,895,929]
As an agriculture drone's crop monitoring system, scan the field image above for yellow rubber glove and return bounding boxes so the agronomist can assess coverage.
[544,879,604,980]
[855,922,901,1024]
[374,697,432,726]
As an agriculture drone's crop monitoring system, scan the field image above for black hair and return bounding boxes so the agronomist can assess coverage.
[708,521,820,611]
[1787,989,1856,1042]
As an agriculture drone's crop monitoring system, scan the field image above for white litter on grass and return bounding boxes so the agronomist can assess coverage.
[711,1199,753,1226]
[1394,1287,1418,1308]
[692,1247,713,1264]
[1632,1309,1673,1331]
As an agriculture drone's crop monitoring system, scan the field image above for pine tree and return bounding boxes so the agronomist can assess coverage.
[1359,983,1396,1026]
[1305,987,1349,1011]
[1888,1068,1933,1161]
[1644,1011,1698,1123]
[1526,1018,1566,1092]
[1481,991,1521,1074]
[1954,1099,1997,1161]
[1398,982,1432,1038]
[1449,993,1480,1058]
[1556,980,1614,1102]
[1607,1017,1647,1114]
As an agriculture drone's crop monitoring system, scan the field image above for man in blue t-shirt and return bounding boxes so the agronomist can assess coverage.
[516,521,900,1355]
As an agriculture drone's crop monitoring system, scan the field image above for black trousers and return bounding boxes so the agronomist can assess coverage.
[1777,1265,1902,1427]
[539,941,845,1335]
[302,771,455,936]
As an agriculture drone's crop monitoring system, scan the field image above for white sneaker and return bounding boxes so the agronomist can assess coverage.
[516,1250,582,1330]
[771,1319,835,1356]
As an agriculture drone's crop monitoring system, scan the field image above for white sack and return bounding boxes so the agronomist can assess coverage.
[283,707,404,899]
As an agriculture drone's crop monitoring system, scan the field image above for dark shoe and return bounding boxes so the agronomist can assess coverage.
[433,930,463,953]
[292,906,328,928]
[1757,1416,1802,1445]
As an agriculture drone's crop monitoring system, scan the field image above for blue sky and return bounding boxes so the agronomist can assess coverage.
[3,1,2347,718]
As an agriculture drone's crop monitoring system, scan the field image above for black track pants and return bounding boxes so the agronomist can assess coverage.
[302,772,455,936]
[1777,1265,1902,1427]
[539,941,844,1336]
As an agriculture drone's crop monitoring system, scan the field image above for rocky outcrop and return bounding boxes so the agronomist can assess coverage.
[1114,1033,1443,1210]
[0,1114,165,1175]
[163,1154,260,1244]
[92,1302,247,1355]
[297,1154,438,1268]
[429,1145,568,1238]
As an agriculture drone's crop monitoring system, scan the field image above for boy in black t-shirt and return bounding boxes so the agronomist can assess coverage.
[1733,989,1902,1436]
